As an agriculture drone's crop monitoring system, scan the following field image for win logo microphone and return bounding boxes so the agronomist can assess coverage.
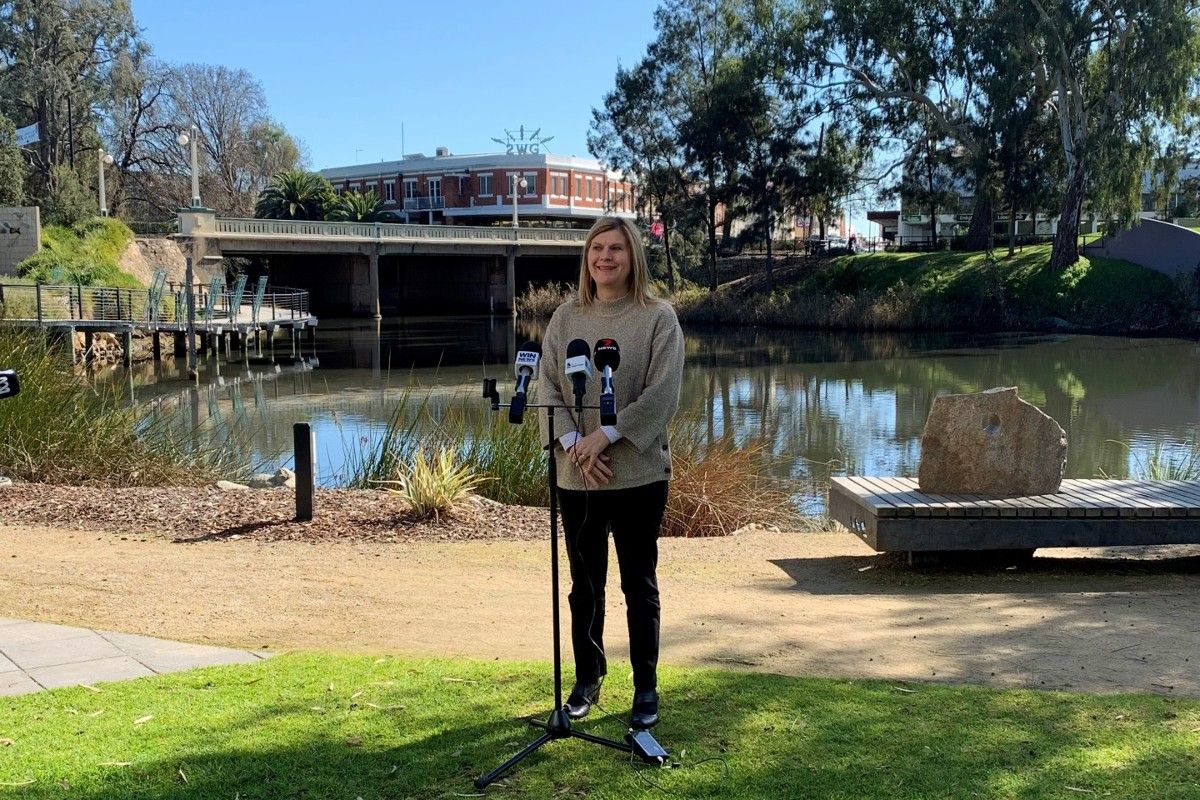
[0,370,20,400]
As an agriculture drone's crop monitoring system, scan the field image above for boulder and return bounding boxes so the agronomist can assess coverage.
[918,386,1067,496]
[215,480,249,491]
[0,476,12,489]
[247,468,295,489]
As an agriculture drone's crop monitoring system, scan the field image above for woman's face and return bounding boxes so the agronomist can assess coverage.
[587,228,632,300]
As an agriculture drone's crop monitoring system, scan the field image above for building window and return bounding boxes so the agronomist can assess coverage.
[524,173,536,196]
[384,181,395,202]
[428,177,442,199]
[404,179,416,199]
[586,178,593,199]
[479,174,492,196]
[575,176,582,197]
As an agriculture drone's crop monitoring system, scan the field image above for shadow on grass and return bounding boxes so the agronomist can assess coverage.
[3,654,1198,799]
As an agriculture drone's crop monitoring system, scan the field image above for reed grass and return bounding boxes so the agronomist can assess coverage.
[349,390,803,535]
[0,326,248,486]
[515,281,575,318]
[1108,438,1200,481]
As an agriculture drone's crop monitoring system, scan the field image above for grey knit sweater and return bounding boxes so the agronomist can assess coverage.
[537,294,685,491]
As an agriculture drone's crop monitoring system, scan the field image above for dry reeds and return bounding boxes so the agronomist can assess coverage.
[515,282,575,318]
[662,419,800,537]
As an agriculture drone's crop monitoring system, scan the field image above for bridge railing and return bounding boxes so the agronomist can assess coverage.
[0,283,310,327]
[210,217,589,244]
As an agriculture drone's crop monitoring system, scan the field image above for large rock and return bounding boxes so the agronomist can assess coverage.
[918,387,1066,496]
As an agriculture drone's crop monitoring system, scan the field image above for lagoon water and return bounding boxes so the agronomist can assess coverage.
[114,317,1200,515]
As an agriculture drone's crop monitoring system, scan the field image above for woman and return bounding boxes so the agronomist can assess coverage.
[538,216,685,729]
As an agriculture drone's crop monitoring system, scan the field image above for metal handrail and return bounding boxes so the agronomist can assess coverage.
[210,216,589,244]
[0,283,310,326]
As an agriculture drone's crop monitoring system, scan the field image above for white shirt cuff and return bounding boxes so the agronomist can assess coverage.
[559,431,581,450]
[601,425,622,444]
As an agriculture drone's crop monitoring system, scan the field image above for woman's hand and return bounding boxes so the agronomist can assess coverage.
[567,430,613,488]
[582,453,613,489]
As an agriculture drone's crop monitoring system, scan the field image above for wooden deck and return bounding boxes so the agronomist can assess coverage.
[828,476,1200,553]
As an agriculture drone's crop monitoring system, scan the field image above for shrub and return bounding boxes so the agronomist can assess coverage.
[15,217,142,288]
[378,447,487,521]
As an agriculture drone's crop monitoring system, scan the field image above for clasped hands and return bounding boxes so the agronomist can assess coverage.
[567,429,613,489]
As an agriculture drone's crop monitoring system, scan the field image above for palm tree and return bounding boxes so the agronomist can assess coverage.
[254,170,336,220]
[326,189,385,222]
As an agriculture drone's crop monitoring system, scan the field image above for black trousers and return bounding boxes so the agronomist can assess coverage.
[557,481,669,693]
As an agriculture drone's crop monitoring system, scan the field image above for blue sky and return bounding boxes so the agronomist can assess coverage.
[132,0,660,170]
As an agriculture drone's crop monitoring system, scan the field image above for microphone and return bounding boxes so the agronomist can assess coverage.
[593,338,620,426]
[564,339,592,414]
[0,369,19,400]
[509,341,541,424]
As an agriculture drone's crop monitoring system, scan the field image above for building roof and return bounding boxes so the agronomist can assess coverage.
[320,151,627,182]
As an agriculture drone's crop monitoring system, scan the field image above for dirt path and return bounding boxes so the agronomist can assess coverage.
[3,524,1197,696]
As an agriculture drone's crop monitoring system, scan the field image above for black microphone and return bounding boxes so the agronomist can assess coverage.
[593,338,619,426]
[0,369,20,400]
[509,341,541,424]
[564,339,592,414]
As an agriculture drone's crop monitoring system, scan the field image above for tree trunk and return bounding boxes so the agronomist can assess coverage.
[1007,185,1016,258]
[663,221,675,293]
[707,197,719,292]
[1050,166,1087,272]
[963,189,993,251]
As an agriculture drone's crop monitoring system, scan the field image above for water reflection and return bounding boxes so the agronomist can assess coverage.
[111,318,1200,513]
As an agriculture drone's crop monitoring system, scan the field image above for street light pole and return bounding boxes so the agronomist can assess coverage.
[97,148,114,217]
[177,124,201,208]
[511,173,528,228]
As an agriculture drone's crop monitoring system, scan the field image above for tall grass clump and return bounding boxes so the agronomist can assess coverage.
[515,281,575,318]
[0,326,242,485]
[345,388,548,507]
[1109,438,1200,481]
[16,217,142,288]
[663,416,801,537]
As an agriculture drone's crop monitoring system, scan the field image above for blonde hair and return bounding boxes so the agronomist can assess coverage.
[577,216,654,306]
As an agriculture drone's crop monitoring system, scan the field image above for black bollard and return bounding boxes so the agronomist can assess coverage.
[294,422,315,521]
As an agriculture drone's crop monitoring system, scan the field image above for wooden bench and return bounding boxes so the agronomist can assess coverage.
[828,476,1200,553]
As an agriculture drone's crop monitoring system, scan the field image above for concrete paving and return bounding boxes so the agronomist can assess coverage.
[0,617,267,696]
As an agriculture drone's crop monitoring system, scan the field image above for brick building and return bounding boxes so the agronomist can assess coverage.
[320,148,636,227]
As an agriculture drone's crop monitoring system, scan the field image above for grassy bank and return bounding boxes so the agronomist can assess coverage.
[1,652,1196,799]
[14,217,142,288]
[673,245,1191,333]
[0,328,242,486]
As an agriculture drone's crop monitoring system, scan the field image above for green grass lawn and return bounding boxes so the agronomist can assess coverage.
[1,653,1197,799]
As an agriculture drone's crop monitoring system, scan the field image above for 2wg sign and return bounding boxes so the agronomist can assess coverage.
[0,370,20,399]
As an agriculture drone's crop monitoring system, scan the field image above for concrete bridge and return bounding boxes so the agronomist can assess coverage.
[177,210,585,318]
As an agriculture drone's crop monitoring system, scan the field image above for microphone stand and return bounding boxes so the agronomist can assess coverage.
[475,380,632,789]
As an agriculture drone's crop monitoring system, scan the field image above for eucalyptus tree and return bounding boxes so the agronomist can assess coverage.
[0,113,24,205]
[650,0,754,291]
[0,0,140,192]
[1027,0,1200,270]
[816,0,1041,251]
[589,56,693,291]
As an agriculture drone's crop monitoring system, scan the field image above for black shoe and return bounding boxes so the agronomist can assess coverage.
[564,678,602,720]
[630,689,659,729]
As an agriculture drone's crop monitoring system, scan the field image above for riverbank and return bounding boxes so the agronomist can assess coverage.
[523,244,1193,336]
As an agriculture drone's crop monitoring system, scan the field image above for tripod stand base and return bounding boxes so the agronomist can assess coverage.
[474,707,633,789]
